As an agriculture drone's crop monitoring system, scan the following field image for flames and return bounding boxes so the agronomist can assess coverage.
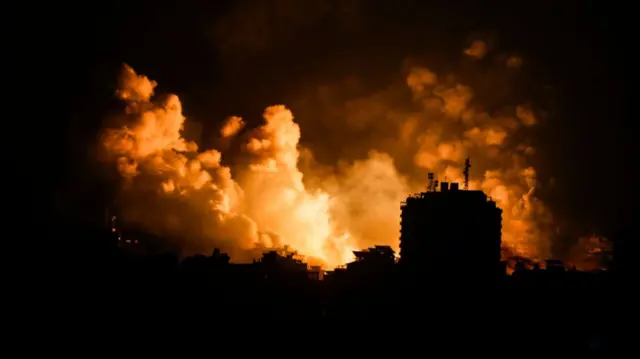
[100,42,599,269]
[102,65,355,266]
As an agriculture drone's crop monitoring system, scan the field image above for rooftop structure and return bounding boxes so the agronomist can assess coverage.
[399,159,503,279]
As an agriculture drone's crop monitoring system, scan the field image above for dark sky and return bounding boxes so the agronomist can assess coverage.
[13,0,632,242]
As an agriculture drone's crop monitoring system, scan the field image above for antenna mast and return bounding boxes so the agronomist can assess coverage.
[427,173,435,191]
[463,157,471,190]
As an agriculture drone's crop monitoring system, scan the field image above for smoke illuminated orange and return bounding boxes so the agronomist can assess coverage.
[102,43,564,268]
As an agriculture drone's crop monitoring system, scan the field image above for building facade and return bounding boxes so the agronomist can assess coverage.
[399,180,503,280]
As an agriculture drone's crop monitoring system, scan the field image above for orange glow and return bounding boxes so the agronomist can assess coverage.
[102,43,563,268]
[566,234,612,271]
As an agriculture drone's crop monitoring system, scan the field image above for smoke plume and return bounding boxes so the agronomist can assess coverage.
[102,65,357,265]
[102,43,559,267]
[464,40,489,60]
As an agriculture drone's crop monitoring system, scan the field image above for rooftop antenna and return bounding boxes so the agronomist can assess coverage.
[427,172,434,191]
[463,157,471,190]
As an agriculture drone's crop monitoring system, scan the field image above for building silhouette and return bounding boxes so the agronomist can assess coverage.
[399,161,503,282]
[347,246,395,269]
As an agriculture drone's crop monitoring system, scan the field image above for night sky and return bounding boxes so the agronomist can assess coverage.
[13,0,632,246]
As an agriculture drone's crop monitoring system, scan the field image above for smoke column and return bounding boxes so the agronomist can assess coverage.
[102,42,561,267]
[102,65,356,266]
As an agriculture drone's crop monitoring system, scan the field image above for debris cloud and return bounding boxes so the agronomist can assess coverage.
[464,40,489,60]
[102,41,576,268]
[103,66,356,266]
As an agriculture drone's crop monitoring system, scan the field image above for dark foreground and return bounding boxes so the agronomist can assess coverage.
[30,234,630,353]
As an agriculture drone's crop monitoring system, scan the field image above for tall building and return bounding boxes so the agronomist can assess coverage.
[399,167,503,280]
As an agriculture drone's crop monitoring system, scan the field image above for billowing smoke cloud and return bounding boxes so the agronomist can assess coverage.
[464,40,489,60]
[102,65,255,260]
[290,44,555,261]
[101,42,563,267]
[102,65,357,266]
[220,116,245,138]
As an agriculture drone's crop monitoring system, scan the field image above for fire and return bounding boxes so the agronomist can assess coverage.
[102,41,561,268]
[239,105,356,266]
[102,65,356,267]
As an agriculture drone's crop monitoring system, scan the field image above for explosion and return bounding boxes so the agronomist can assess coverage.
[102,65,355,266]
[102,42,557,268]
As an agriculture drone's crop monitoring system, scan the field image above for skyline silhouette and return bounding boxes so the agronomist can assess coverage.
[12,1,631,351]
